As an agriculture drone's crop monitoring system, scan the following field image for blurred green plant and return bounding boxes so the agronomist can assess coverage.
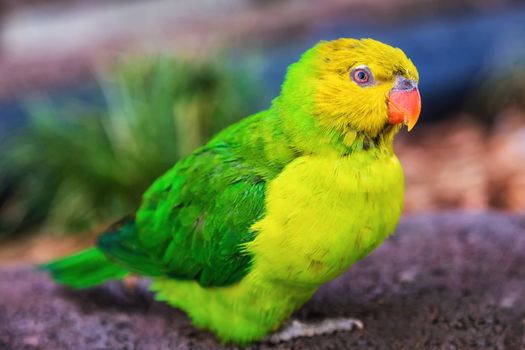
[0,56,259,235]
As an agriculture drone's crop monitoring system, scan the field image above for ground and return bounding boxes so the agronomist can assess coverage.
[1,212,524,349]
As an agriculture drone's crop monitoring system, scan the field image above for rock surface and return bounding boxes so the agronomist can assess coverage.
[1,213,524,349]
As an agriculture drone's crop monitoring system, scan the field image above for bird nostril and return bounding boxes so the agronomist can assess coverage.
[395,77,416,91]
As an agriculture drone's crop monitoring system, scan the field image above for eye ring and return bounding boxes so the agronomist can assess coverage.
[350,66,373,86]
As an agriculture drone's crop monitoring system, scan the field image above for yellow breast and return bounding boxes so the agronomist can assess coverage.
[246,150,404,286]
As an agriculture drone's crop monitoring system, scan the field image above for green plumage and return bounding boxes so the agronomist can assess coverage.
[40,247,128,289]
[43,110,293,288]
[42,38,420,344]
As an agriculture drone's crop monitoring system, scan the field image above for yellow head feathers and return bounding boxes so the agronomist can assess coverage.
[278,38,420,147]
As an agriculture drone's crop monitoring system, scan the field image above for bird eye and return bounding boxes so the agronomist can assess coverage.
[351,67,372,86]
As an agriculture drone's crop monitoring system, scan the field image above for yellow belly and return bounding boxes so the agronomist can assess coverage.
[246,150,404,286]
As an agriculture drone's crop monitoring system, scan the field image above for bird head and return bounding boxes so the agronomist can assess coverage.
[278,38,420,152]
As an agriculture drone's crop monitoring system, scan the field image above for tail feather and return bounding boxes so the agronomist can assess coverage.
[39,247,128,289]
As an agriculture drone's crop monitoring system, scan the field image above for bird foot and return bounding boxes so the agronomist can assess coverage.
[266,317,364,343]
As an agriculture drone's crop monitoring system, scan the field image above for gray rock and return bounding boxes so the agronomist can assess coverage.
[1,213,524,349]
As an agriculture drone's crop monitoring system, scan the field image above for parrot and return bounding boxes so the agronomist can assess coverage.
[41,38,421,345]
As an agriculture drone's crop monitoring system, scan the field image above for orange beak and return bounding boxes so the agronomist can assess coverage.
[387,80,421,132]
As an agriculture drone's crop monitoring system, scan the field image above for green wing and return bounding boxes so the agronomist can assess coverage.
[97,140,268,287]
[96,110,297,287]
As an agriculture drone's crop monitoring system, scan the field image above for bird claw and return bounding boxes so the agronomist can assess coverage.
[266,317,364,343]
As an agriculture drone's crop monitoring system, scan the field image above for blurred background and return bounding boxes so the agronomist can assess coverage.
[1,0,525,264]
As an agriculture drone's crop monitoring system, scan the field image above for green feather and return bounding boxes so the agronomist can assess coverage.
[48,109,295,288]
[117,111,291,286]
[39,247,128,289]
[96,218,166,276]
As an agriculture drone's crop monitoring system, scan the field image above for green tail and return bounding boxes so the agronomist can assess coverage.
[39,247,128,289]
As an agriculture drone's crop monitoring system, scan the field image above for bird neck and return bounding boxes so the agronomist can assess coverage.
[345,125,401,154]
[273,97,400,157]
